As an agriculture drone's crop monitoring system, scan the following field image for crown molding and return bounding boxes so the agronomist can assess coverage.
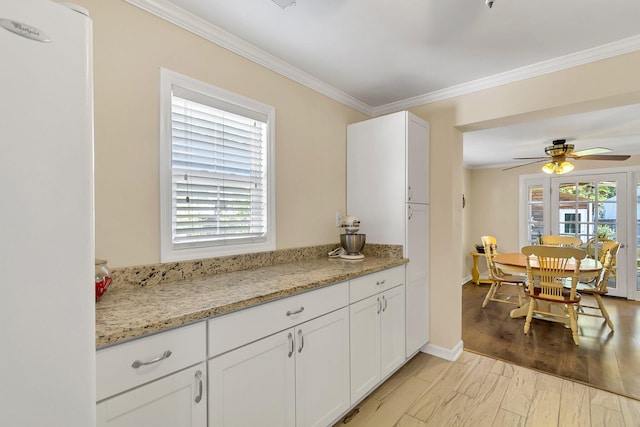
[126,0,640,118]
[124,0,374,116]
[373,34,640,116]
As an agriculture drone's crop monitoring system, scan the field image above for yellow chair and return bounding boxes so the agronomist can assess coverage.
[573,241,620,331]
[540,235,583,247]
[522,245,586,345]
[480,235,527,308]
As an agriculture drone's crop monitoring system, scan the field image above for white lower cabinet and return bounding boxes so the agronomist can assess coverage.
[209,307,350,427]
[96,321,207,427]
[350,284,405,403]
[96,266,416,427]
[96,363,206,427]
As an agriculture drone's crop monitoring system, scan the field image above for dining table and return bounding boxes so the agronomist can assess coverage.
[493,252,602,319]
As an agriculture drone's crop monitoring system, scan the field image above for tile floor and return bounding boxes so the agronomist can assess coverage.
[335,351,640,427]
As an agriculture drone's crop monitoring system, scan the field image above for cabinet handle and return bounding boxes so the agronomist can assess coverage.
[383,295,388,312]
[288,332,294,358]
[286,306,305,316]
[131,350,172,369]
[376,280,386,286]
[194,370,203,403]
[377,296,381,314]
[408,205,413,220]
[298,329,304,353]
[408,185,413,201]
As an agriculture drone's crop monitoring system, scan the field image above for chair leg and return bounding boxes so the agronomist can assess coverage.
[568,305,579,345]
[482,281,497,308]
[516,284,525,307]
[594,294,615,331]
[524,299,535,335]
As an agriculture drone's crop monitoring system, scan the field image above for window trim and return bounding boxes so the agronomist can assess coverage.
[159,68,276,262]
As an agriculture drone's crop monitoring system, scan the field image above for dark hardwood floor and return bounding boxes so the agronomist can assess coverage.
[462,282,640,401]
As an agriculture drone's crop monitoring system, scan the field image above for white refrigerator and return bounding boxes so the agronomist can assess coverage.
[0,1,95,425]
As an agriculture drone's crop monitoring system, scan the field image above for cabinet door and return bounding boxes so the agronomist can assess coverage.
[380,285,406,378]
[349,294,382,403]
[347,112,406,245]
[407,114,429,204]
[96,363,206,427]
[295,307,350,427]
[406,203,430,356]
[209,331,295,427]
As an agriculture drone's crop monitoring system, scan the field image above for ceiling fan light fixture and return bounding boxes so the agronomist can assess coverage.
[541,159,574,174]
[557,160,574,174]
[542,162,556,174]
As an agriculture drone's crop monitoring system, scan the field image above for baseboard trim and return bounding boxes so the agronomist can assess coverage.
[462,275,472,285]
[421,340,464,362]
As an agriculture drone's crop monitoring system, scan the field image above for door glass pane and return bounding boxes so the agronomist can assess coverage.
[527,183,544,244]
[556,179,619,289]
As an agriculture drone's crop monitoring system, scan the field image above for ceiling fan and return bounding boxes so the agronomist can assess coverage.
[503,139,631,174]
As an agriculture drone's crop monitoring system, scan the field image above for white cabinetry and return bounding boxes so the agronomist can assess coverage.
[96,322,207,427]
[347,111,430,357]
[208,282,350,427]
[349,268,405,403]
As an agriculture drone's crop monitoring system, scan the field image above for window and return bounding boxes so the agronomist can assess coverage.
[563,213,580,234]
[160,69,275,262]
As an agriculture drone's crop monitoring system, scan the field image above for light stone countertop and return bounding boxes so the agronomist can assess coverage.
[96,256,407,349]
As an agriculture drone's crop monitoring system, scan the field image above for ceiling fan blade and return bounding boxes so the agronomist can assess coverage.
[502,159,546,171]
[512,157,548,160]
[568,147,611,157]
[574,154,631,161]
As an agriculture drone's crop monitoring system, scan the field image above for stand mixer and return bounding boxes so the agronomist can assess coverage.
[339,215,366,260]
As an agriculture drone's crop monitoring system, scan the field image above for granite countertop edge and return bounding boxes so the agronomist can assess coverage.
[96,256,407,349]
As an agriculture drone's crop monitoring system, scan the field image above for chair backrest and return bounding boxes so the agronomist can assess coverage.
[522,245,586,301]
[480,235,501,280]
[594,241,621,293]
[540,235,583,247]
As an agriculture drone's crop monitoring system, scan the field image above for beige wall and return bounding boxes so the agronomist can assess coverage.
[464,156,640,281]
[76,0,366,267]
[68,0,640,353]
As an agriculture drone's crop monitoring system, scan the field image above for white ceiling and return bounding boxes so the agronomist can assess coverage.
[127,0,640,169]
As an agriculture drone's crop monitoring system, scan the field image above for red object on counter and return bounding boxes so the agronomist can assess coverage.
[95,276,112,301]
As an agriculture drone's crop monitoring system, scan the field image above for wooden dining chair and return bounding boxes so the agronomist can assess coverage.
[571,241,620,331]
[480,235,527,308]
[522,245,586,345]
[540,235,583,247]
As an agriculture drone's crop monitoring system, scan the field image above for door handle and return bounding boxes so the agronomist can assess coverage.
[297,329,304,353]
[194,370,203,403]
[288,332,294,358]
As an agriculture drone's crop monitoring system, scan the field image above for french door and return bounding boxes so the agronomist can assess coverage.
[551,173,627,297]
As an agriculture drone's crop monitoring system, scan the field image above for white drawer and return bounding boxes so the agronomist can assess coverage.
[96,321,206,402]
[349,266,405,303]
[209,281,349,357]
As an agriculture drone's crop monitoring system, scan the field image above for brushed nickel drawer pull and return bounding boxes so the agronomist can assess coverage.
[131,350,172,369]
[376,280,386,286]
[286,307,305,316]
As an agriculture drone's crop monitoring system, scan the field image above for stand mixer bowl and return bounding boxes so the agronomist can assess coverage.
[340,233,366,255]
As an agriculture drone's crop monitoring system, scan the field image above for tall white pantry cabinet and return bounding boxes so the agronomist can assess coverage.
[347,111,430,356]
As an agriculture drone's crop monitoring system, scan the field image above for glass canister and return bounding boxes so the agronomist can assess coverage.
[95,259,112,301]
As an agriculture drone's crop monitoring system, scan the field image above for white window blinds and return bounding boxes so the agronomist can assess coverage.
[171,89,268,247]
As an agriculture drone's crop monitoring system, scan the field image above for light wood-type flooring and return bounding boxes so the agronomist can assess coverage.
[462,282,640,401]
[335,350,640,426]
